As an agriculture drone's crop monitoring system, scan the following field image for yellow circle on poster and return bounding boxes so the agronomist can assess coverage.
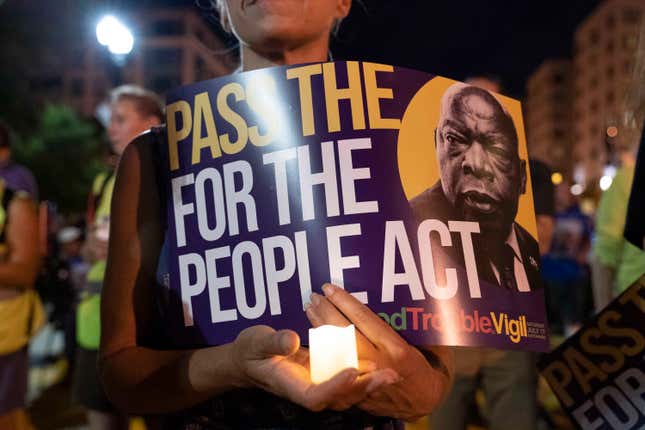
[396,76,538,240]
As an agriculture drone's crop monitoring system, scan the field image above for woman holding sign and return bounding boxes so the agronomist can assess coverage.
[99,1,453,428]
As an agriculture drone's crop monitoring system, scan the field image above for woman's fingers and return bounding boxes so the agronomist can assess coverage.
[321,283,408,355]
[305,292,350,327]
[237,326,403,414]
[237,326,300,361]
[305,292,377,359]
[304,367,400,412]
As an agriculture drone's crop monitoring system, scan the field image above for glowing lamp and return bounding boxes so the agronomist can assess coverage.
[309,325,358,384]
[96,15,134,55]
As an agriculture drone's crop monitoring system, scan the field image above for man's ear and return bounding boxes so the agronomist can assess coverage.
[519,159,527,195]
[434,128,438,148]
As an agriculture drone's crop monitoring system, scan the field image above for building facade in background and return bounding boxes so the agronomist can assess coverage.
[572,0,644,185]
[64,7,236,116]
[525,60,573,176]
[1,0,234,118]
[525,0,644,191]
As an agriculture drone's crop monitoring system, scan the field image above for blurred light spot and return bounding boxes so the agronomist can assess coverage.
[570,184,584,196]
[96,15,134,55]
[580,199,595,215]
[599,175,613,191]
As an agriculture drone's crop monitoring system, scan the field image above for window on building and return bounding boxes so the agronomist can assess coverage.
[195,29,204,43]
[30,76,63,91]
[195,56,209,81]
[552,92,565,104]
[606,39,614,53]
[623,34,638,49]
[70,48,84,68]
[149,77,181,96]
[144,47,183,69]
[606,14,616,29]
[590,29,600,45]
[574,37,584,55]
[607,65,615,78]
[606,91,615,104]
[150,19,185,36]
[71,78,83,96]
[587,55,598,73]
[94,79,107,98]
[143,48,183,94]
[590,75,599,87]
[623,8,642,25]
[590,147,599,160]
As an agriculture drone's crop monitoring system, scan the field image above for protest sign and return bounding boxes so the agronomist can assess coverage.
[159,61,549,351]
[539,280,645,429]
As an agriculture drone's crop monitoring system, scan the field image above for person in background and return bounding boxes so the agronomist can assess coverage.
[99,1,453,429]
[0,177,42,430]
[57,226,88,374]
[429,76,553,430]
[541,179,593,335]
[0,121,38,200]
[528,159,555,256]
[73,85,163,430]
[591,143,645,311]
[593,20,645,311]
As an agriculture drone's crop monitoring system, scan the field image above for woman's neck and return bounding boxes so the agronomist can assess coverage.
[240,36,330,71]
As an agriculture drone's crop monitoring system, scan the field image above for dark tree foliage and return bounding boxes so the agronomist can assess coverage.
[13,105,105,214]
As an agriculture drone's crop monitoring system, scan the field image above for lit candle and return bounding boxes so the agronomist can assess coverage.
[308,324,358,384]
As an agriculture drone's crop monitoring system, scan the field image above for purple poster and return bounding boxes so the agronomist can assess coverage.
[160,61,549,352]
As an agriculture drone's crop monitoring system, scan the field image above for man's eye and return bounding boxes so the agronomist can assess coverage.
[446,134,461,144]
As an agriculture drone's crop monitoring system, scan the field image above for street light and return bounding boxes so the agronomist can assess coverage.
[96,15,134,56]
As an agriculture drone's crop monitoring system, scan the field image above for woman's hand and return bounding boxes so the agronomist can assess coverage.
[305,284,453,421]
[230,325,400,412]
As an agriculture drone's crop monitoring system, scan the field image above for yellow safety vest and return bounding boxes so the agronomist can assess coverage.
[76,171,115,349]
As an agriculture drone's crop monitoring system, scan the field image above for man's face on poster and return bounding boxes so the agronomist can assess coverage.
[436,85,526,239]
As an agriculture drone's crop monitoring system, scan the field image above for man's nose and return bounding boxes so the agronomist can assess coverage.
[461,140,494,181]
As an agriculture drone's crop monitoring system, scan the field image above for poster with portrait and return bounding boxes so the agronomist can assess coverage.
[159,61,549,351]
[539,280,645,429]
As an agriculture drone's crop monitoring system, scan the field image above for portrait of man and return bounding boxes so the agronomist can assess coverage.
[410,83,541,293]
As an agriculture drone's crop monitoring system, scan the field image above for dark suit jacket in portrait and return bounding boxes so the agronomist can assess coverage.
[409,181,542,294]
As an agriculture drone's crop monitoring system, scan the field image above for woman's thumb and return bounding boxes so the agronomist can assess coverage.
[256,329,300,358]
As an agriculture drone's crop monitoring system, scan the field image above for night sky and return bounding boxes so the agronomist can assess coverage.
[138,0,602,99]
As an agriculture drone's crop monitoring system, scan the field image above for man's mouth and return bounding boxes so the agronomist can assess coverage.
[462,191,498,214]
